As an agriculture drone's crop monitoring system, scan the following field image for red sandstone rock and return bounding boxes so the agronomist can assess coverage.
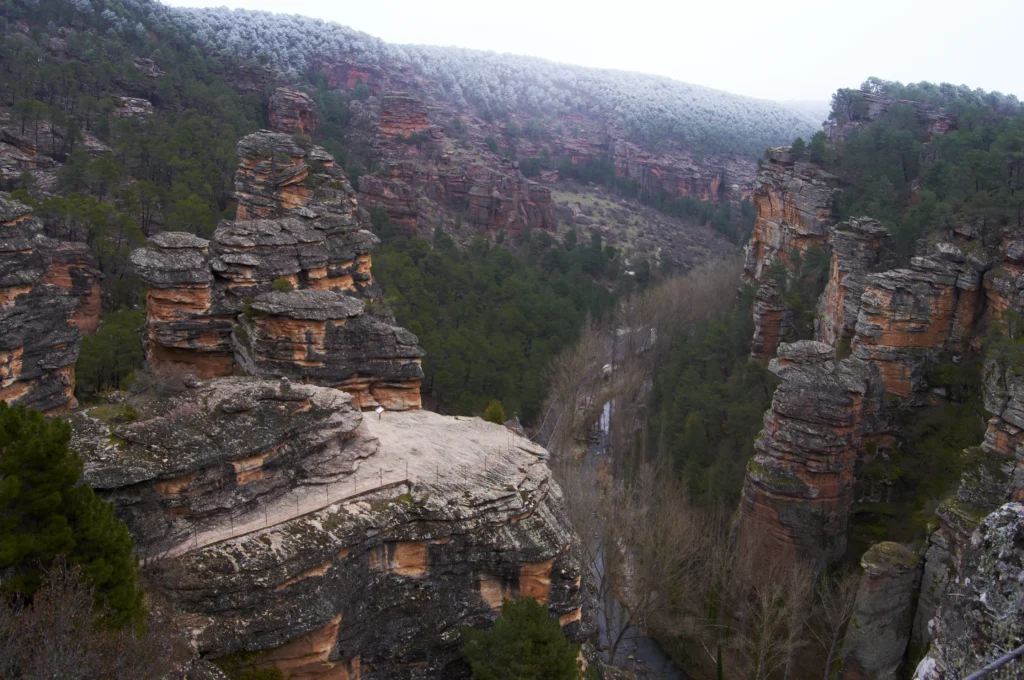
[268,88,319,135]
[743,147,838,284]
[750,280,794,361]
[0,194,90,414]
[815,217,896,348]
[852,257,961,397]
[735,340,884,567]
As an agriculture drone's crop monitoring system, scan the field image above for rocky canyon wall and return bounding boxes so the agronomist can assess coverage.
[737,91,1024,678]
[0,194,99,414]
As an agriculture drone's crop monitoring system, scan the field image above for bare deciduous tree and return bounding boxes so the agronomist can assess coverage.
[810,570,861,680]
[0,561,183,680]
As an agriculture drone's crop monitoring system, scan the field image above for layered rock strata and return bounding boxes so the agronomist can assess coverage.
[73,378,591,678]
[233,290,424,410]
[743,147,839,361]
[851,256,962,397]
[913,503,1024,680]
[132,129,425,404]
[130,232,234,378]
[0,194,98,413]
[268,88,319,135]
[750,281,794,361]
[743,147,838,283]
[735,341,883,567]
[841,542,920,680]
[815,217,896,348]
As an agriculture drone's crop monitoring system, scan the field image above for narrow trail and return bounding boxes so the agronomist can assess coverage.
[156,410,547,560]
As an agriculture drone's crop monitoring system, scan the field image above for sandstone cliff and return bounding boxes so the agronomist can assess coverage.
[72,377,592,678]
[734,341,884,567]
[132,128,424,407]
[744,147,838,360]
[0,193,99,414]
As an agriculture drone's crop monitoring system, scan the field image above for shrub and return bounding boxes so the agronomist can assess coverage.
[483,399,506,424]
[461,597,581,680]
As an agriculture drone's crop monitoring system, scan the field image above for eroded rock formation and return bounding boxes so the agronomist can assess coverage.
[743,147,838,284]
[750,280,794,361]
[269,88,319,135]
[233,290,424,410]
[815,217,896,348]
[132,128,424,405]
[841,542,919,680]
[0,194,98,413]
[734,341,884,567]
[913,503,1024,680]
[72,378,591,678]
[851,256,961,397]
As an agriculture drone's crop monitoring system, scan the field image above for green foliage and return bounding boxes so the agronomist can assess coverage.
[461,597,582,680]
[271,277,294,293]
[483,399,506,424]
[215,651,285,680]
[790,136,806,161]
[851,355,984,554]
[647,287,778,505]
[830,80,1024,261]
[75,310,146,401]
[0,403,143,629]
[373,224,614,422]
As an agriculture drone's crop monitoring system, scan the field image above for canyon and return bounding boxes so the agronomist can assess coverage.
[735,90,1024,678]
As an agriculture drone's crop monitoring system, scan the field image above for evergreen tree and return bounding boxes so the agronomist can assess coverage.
[461,597,581,680]
[483,400,506,424]
[0,403,144,629]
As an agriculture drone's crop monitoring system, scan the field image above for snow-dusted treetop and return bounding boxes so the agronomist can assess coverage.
[132,0,821,157]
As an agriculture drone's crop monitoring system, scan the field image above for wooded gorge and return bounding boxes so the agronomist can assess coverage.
[2,0,1024,678]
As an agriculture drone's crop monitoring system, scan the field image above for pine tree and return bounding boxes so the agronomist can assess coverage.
[0,403,144,629]
[483,399,506,424]
[461,597,581,680]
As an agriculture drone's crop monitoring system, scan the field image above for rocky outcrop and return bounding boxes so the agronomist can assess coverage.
[851,257,961,397]
[360,154,555,237]
[268,88,319,135]
[912,363,1024,651]
[133,128,418,395]
[750,280,794,361]
[0,194,98,413]
[73,377,591,678]
[743,147,838,283]
[131,232,234,378]
[913,503,1024,680]
[827,91,956,144]
[233,290,424,410]
[735,341,884,567]
[815,218,896,348]
[378,94,438,140]
[842,542,920,680]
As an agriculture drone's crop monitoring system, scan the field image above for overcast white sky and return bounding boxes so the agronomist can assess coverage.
[163,0,1023,103]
